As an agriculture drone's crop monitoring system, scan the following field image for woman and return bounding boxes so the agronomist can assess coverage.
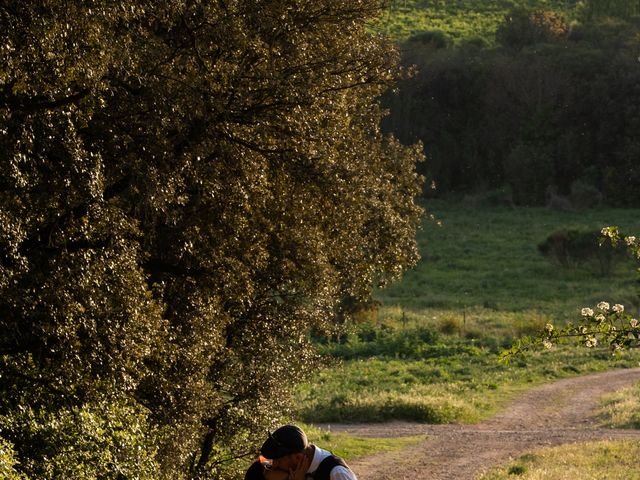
[244,454,311,480]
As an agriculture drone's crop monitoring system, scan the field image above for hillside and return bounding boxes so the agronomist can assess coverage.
[373,0,576,43]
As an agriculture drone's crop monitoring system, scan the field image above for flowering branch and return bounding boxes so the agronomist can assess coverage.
[500,227,640,363]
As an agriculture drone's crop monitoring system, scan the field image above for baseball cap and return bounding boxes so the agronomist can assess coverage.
[260,425,308,459]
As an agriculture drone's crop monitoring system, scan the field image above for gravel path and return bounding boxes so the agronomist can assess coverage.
[313,367,640,479]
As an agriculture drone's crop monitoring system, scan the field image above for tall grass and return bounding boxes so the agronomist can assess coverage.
[597,383,640,429]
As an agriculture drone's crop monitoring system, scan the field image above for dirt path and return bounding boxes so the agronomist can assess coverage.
[314,367,640,479]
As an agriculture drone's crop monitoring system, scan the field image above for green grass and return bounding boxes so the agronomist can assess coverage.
[296,202,640,425]
[301,423,425,461]
[372,0,577,43]
[478,440,640,479]
[298,338,640,424]
[377,200,640,320]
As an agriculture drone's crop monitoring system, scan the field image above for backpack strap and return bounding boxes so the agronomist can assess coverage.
[311,454,349,480]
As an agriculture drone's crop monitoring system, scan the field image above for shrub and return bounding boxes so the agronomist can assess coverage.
[496,8,570,49]
[462,186,515,209]
[514,313,551,338]
[439,316,462,335]
[301,392,469,423]
[0,396,160,480]
[570,179,603,210]
[406,30,451,49]
[538,229,626,274]
[318,324,440,360]
[508,464,527,475]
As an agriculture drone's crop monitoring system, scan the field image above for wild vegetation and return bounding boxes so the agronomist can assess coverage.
[299,424,426,461]
[295,201,640,425]
[598,382,640,429]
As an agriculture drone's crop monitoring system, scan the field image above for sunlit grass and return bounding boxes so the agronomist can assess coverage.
[297,340,640,424]
[478,440,640,479]
[301,423,425,460]
[376,305,553,340]
[597,382,640,429]
[371,0,576,43]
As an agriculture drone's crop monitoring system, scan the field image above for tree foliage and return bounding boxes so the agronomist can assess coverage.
[0,1,423,478]
[579,0,640,20]
[496,8,570,49]
[383,10,640,205]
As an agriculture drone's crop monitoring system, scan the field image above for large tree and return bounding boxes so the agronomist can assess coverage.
[0,1,423,478]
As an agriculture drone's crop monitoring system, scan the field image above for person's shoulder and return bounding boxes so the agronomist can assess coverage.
[329,465,357,480]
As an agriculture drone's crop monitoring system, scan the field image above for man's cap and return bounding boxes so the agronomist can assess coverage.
[260,424,308,459]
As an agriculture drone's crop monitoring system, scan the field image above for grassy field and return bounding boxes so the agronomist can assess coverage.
[295,200,640,432]
[478,440,640,479]
[372,0,576,42]
[378,199,640,319]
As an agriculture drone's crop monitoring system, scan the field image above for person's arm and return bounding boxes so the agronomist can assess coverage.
[330,466,357,480]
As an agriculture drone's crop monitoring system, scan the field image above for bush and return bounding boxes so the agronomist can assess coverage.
[496,8,570,49]
[406,30,451,49]
[0,396,160,480]
[508,464,528,475]
[462,186,515,209]
[538,229,626,274]
[439,316,462,335]
[570,179,603,210]
[301,392,468,423]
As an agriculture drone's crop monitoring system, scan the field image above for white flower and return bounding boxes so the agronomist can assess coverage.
[612,304,624,313]
[597,302,610,311]
[631,319,638,328]
[595,314,606,322]
[542,339,553,350]
[545,323,554,333]
[625,236,637,246]
[581,308,594,317]
[585,337,598,348]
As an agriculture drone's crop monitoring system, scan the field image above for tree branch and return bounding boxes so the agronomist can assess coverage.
[1,88,90,112]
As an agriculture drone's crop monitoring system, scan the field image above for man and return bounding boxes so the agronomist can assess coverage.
[257,424,357,480]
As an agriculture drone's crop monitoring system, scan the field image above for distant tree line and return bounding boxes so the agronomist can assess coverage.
[383,7,640,206]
